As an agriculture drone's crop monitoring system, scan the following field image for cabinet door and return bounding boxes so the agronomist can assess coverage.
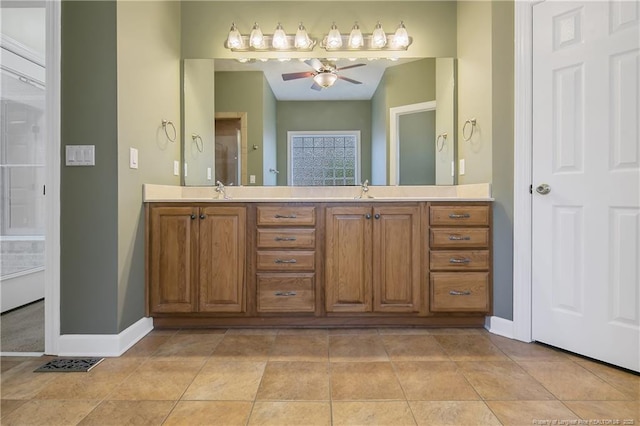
[149,206,199,313]
[325,206,372,312]
[198,206,246,312]
[373,206,421,312]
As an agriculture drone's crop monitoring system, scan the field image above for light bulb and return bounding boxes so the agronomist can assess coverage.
[272,23,289,50]
[295,22,311,49]
[249,22,264,49]
[226,22,244,49]
[348,22,363,49]
[326,22,343,49]
[371,21,387,48]
[393,21,409,48]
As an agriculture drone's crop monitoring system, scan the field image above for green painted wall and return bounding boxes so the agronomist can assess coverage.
[370,80,387,185]
[262,76,278,185]
[491,0,515,321]
[276,101,372,185]
[215,71,266,185]
[116,1,181,332]
[61,1,119,333]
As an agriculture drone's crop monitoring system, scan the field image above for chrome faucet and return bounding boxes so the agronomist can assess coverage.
[355,179,374,199]
[215,180,231,199]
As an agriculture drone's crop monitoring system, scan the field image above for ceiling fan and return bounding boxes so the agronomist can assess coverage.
[281,58,366,91]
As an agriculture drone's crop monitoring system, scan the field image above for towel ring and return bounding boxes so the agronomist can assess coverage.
[462,118,476,142]
[162,119,177,142]
[191,133,203,152]
[436,132,448,152]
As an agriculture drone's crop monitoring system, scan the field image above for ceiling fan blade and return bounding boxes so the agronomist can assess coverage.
[336,63,366,71]
[282,71,314,81]
[310,82,323,91]
[338,75,363,85]
[305,58,324,71]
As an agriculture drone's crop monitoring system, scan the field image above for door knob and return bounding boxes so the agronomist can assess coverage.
[535,184,551,195]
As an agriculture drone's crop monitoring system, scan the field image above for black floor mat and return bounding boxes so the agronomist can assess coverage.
[34,357,104,372]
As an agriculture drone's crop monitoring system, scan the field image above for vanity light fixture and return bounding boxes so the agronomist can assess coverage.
[348,22,364,48]
[224,20,411,53]
[321,20,412,51]
[225,21,316,52]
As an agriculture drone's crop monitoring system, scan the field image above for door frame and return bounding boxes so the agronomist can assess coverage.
[512,0,539,343]
[44,0,61,355]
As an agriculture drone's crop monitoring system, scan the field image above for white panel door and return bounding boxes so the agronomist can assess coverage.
[532,0,640,371]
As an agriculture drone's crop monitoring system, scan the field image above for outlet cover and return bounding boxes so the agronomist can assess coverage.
[459,159,465,175]
[173,161,180,176]
[249,175,256,184]
[207,167,212,180]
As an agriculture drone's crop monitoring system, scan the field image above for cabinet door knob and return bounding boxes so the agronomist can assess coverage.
[190,214,196,220]
[365,213,372,219]
[199,214,206,219]
[374,213,380,219]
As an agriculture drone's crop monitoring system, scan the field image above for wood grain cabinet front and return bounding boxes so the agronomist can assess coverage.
[428,203,492,314]
[325,204,421,313]
[147,205,247,315]
[255,205,317,314]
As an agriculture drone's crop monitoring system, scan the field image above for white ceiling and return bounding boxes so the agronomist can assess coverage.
[215,58,421,101]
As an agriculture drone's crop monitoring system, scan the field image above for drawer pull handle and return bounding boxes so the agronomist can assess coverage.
[449,257,471,264]
[275,236,297,241]
[275,214,297,219]
[275,291,297,297]
[449,290,472,296]
[274,259,297,264]
[449,213,471,219]
[448,235,471,241]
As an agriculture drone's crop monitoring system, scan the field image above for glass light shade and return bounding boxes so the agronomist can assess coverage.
[226,22,244,49]
[295,22,311,49]
[348,22,363,48]
[326,22,343,49]
[371,21,387,48]
[313,72,338,88]
[272,23,289,49]
[249,22,264,49]
[393,21,409,48]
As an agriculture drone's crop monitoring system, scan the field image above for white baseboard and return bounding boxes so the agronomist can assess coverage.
[485,316,515,339]
[57,317,153,357]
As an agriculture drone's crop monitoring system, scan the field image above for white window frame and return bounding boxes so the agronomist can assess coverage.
[286,130,361,186]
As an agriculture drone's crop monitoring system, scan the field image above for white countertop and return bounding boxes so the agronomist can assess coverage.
[143,183,493,202]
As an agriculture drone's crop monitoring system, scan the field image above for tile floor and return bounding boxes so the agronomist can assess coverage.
[1,328,638,425]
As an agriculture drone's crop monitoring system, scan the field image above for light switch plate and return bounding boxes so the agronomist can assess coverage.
[65,145,95,166]
[129,147,138,169]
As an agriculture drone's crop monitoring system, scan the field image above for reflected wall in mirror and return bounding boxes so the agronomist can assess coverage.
[182,57,457,186]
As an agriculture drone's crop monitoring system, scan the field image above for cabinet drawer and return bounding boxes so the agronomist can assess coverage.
[257,273,315,312]
[257,229,315,249]
[430,205,490,226]
[430,228,489,248]
[430,250,490,271]
[430,272,489,312]
[257,206,316,226]
[257,251,315,271]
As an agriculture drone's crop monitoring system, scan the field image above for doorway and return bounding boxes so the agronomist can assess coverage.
[0,4,47,354]
[214,117,241,186]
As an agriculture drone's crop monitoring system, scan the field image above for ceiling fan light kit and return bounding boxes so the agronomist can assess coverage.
[224,20,411,54]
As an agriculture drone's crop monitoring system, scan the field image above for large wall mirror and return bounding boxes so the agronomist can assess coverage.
[182,56,457,187]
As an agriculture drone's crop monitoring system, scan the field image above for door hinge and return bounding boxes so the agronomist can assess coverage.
[529,184,533,194]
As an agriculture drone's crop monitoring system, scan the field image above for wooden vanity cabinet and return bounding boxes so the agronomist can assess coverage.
[325,204,421,313]
[255,205,317,313]
[148,204,246,315]
[427,203,492,314]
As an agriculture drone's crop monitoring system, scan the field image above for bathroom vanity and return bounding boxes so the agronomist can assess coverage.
[144,184,493,328]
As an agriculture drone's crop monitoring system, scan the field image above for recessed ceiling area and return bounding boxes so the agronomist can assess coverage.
[214,58,421,101]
